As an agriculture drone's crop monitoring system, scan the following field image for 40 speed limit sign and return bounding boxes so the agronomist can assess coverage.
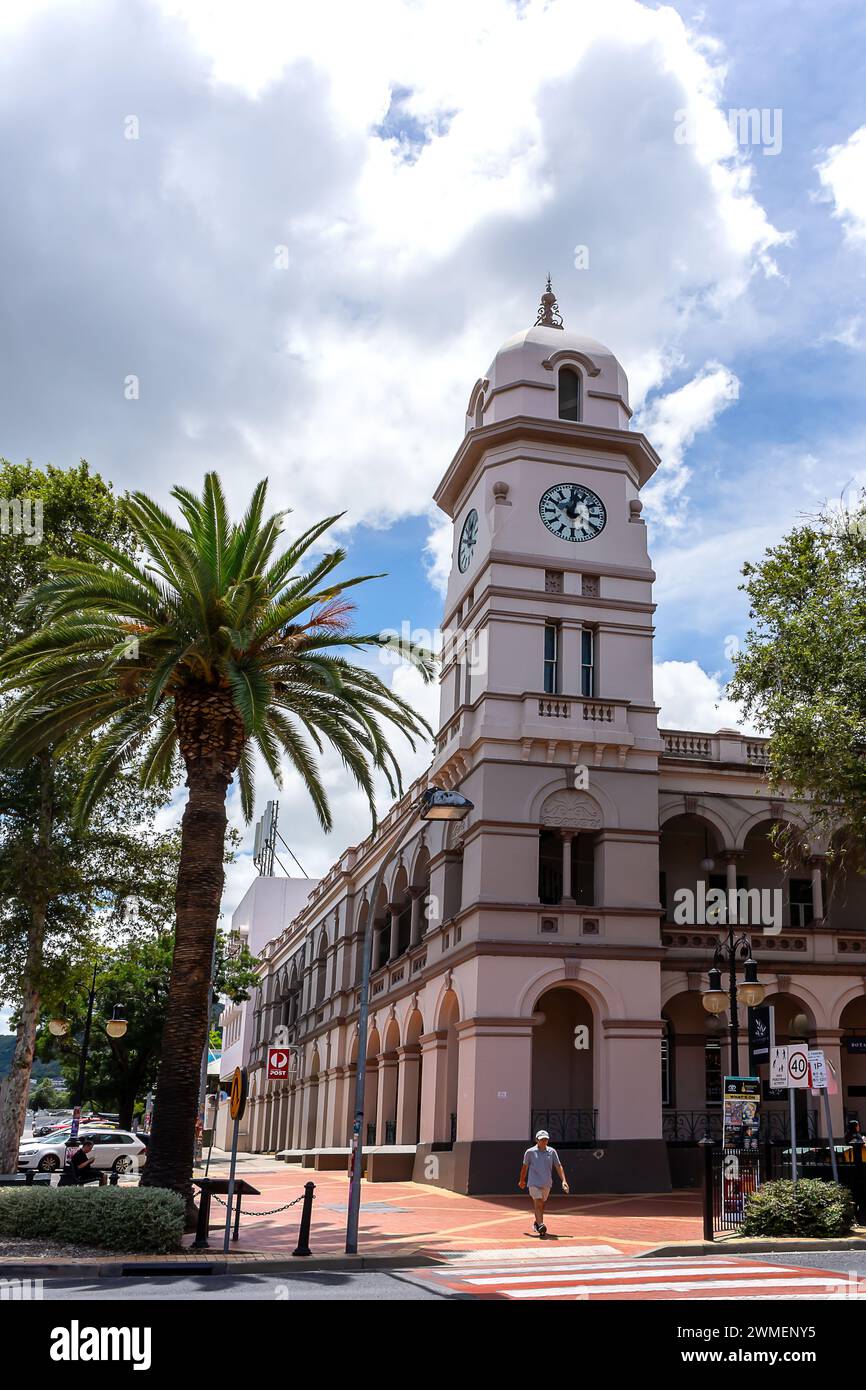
[786,1043,810,1089]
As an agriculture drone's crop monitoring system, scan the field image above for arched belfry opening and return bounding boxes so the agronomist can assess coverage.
[558,366,580,421]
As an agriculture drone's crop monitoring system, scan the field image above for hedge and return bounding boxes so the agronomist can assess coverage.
[740,1178,856,1238]
[0,1185,185,1253]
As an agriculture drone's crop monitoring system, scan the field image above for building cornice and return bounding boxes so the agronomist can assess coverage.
[434,416,660,515]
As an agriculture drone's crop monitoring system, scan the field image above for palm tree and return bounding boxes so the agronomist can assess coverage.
[0,474,433,1213]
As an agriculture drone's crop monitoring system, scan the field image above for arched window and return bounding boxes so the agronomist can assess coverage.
[558,367,580,421]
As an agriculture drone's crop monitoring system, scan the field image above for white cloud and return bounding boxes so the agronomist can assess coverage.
[654,659,756,733]
[637,363,740,519]
[423,515,453,597]
[817,124,866,247]
[0,0,787,543]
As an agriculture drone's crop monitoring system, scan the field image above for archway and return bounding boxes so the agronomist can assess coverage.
[438,991,460,1143]
[399,1008,424,1144]
[304,1048,320,1149]
[379,1019,401,1144]
[840,995,866,1128]
[660,990,726,1142]
[364,1027,380,1145]
[531,986,595,1143]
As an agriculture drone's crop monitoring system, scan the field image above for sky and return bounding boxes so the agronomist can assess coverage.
[1,0,865,945]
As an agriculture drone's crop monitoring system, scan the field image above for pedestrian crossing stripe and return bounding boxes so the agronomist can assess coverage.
[401,1255,858,1301]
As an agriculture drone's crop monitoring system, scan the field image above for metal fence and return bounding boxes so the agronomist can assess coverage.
[703,1142,866,1238]
[530,1109,598,1144]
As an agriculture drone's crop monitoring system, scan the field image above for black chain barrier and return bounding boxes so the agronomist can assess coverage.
[210,1191,306,1219]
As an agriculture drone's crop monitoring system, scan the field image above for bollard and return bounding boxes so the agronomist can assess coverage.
[853,1142,865,1224]
[192,1185,213,1250]
[700,1139,714,1242]
[109,1171,120,1186]
[292,1181,316,1257]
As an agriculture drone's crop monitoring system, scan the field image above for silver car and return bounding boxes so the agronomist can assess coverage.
[17,1128,147,1174]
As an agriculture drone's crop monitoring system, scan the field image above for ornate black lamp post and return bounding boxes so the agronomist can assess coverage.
[48,964,127,1135]
[701,931,765,1074]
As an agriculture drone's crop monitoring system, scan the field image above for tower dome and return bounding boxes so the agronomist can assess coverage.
[465,279,631,434]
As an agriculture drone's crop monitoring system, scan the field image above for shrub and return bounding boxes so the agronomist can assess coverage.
[740,1179,856,1238]
[0,1185,184,1253]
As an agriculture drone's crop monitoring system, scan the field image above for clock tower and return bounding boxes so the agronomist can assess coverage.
[422,281,670,1192]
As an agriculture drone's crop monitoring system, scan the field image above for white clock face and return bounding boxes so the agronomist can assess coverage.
[539,483,606,543]
[458,508,479,572]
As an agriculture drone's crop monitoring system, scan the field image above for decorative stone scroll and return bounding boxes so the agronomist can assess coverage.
[540,789,603,830]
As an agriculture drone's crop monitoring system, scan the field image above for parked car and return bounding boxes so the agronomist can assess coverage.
[17,1129,147,1174]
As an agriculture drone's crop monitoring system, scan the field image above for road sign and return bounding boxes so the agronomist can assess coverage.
[229,1066,248,1120]
[787,1043,810,1089]
[808,1048,828,1090]
[770,1047,788,1089]
[268,1047,290,1080]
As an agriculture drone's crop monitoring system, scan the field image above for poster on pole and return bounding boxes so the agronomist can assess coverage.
[723,1076,761,1148]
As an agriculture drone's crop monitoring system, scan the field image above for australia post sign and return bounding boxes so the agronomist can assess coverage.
[267,1047,291,1080]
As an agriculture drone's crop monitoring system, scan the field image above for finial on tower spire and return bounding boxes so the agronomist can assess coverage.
[534,274,564,330]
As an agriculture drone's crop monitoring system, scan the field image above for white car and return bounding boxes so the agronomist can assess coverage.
[17,1128,147,1175]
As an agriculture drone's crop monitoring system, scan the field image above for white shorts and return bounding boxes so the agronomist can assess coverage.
[528,1185,551,1201]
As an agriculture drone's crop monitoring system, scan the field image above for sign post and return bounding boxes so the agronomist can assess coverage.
[808,1048,840,1183]
[223,1066,248,1254]
[786,1043,810,1183]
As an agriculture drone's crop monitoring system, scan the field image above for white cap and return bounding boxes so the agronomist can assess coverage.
[535,1130,550,1141]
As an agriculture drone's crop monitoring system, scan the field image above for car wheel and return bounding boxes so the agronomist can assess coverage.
[113,1156,134,1173]
[37,1154,60,1172]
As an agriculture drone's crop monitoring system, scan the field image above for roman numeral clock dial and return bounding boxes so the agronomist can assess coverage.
[539,483,606,543]
[458,507,479,572]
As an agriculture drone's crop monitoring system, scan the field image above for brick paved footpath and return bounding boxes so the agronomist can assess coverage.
[190,1163,704,1260]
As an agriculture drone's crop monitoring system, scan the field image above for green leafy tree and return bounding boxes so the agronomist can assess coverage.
[28,1077,69,1112]
[35,931,259,1128]
[0,474,432,1214]
[0,461,136,1172]
[729,504,866,848]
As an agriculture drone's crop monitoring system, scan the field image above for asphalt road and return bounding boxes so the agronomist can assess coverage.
[33,1252,866,1301]
[36,1271,454,1300]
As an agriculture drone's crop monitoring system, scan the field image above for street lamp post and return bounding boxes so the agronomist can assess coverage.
[345,786,473,1255]
[701,926,765,1074]
[48,964,127,1137]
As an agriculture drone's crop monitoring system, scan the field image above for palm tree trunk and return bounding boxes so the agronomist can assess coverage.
[0,751,53,1173]
[139,763,228,1221]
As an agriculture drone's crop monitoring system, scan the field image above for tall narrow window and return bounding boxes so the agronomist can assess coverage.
[558,367,580,421]
[789,879,814,927]
[543,623,559,693]
[581,627,595,697]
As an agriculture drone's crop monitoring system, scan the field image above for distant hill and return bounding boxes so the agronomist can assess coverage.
[0,1035,61,1081]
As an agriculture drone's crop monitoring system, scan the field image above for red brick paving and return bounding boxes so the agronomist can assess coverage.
[189,1165,704,1260]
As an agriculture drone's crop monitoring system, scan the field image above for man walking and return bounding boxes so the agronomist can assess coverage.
[519,1130,569,1236]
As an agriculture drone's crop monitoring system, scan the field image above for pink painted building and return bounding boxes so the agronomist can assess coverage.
[242,287,866,1192]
